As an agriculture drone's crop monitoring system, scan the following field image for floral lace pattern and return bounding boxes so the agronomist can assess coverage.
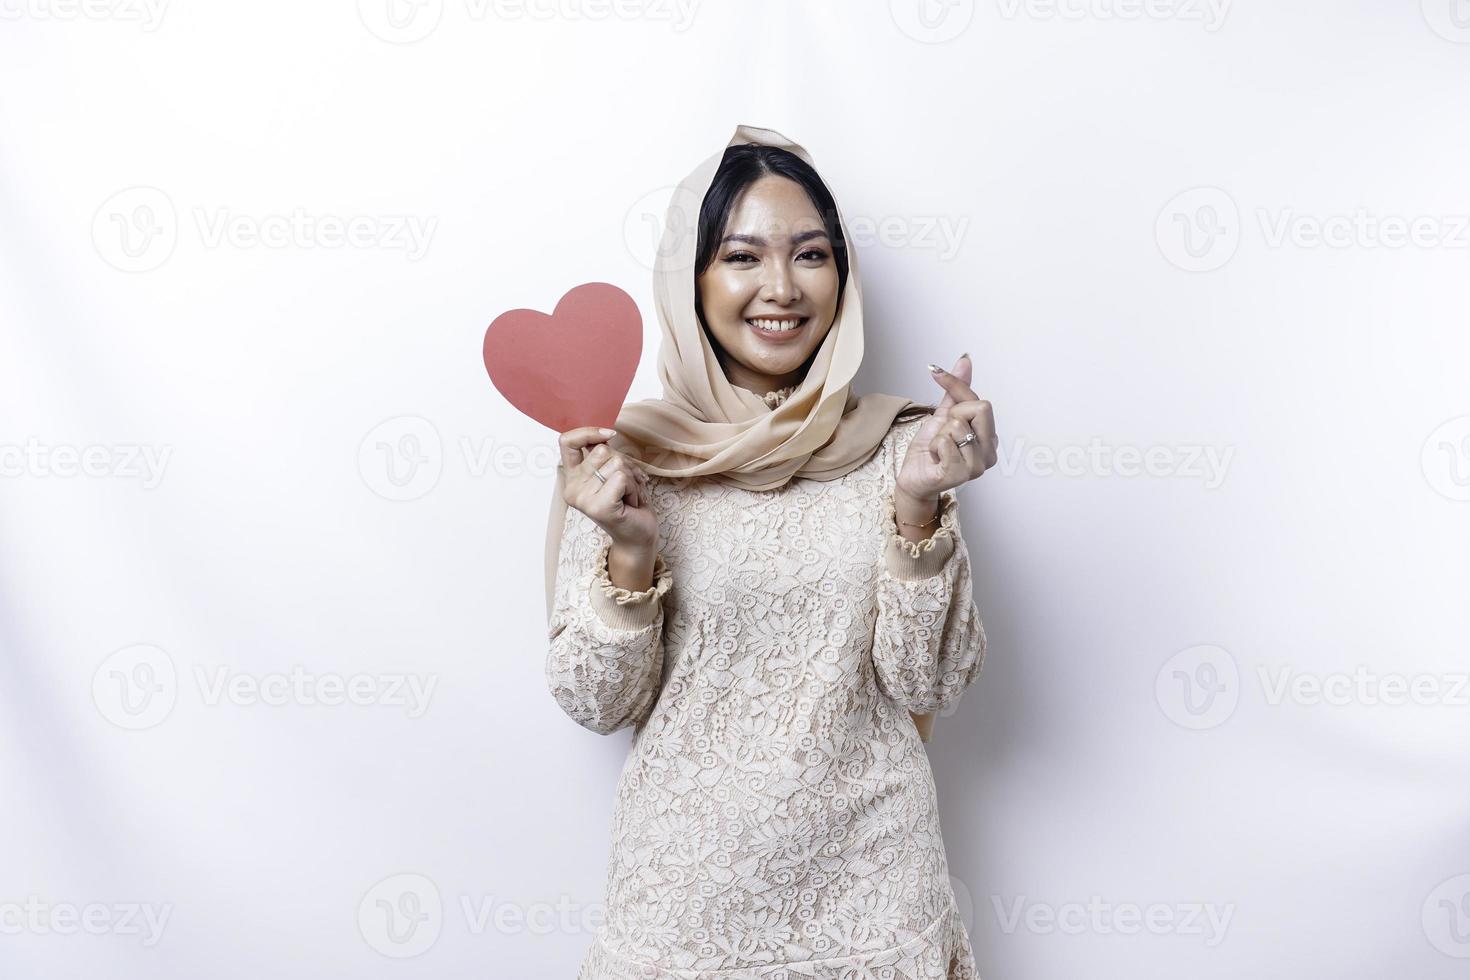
[545,417,988,978]
[761,383,799,409]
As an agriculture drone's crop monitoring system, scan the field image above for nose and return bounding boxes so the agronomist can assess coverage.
[759,258,801,305]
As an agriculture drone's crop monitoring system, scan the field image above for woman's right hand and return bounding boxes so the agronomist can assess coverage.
[559,427,659,555]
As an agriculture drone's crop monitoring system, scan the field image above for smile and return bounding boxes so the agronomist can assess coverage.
[745,316,808,338]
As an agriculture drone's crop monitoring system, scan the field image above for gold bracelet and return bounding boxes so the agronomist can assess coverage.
[897,499,941,529]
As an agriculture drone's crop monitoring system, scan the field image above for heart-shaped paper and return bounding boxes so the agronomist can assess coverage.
[483,282,642,432]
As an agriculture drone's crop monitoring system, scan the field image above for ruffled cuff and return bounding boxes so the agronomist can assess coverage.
[882,488,960,581]
[587,538,673,631]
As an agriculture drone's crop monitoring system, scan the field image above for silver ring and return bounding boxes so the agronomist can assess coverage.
[955,431,977,448]
[593,466,608,484]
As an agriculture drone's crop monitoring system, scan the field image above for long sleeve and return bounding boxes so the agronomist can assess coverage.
[545,502,673,735]
[871,443,988,717]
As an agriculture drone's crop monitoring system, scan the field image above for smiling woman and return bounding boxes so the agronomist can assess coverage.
[693,164,844,392]
[543,124,994,979]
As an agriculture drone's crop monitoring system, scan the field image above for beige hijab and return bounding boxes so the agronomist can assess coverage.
[542,123,938,738]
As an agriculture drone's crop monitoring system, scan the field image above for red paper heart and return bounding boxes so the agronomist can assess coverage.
[483,282,643,433]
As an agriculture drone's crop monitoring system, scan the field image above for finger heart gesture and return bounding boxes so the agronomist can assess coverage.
[897,353,998,500]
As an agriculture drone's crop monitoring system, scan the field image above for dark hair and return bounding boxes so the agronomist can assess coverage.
[694,143,850,299]
[694,143,933,423]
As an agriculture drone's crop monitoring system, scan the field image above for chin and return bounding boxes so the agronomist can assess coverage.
[709,318,825,378]
[739,342,814,373]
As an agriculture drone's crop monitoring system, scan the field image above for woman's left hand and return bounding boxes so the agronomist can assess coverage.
[897,353,998,501]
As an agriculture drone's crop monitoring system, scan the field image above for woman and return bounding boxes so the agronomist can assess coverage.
[543,124,996,979]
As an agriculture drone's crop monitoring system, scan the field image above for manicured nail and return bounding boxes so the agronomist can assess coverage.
[927,363,943,373]
[960,352,970,361]
[600,427,617,435]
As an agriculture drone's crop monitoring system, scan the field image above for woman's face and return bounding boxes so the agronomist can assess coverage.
[696,175,840,392]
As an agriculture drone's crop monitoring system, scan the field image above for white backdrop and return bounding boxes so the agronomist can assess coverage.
[3,2,1469,977]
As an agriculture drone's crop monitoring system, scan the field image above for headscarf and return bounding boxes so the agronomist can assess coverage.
[543,122,926,622]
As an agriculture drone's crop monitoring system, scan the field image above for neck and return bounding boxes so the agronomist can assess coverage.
[717,356,805,398]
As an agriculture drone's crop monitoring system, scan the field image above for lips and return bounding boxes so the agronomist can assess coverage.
[745,316,808,335]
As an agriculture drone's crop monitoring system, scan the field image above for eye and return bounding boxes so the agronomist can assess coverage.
[723,251,757,265]
[798,248,828,262]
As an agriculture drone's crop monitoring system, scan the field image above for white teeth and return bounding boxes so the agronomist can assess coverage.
[747,318,804,332]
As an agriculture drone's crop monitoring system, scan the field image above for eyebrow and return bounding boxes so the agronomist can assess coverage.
[720,229,831,247]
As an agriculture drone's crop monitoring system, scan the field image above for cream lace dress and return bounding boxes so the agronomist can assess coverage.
[546,401,988,980]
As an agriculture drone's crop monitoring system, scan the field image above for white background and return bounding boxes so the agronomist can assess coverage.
[2,1,1469,977]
